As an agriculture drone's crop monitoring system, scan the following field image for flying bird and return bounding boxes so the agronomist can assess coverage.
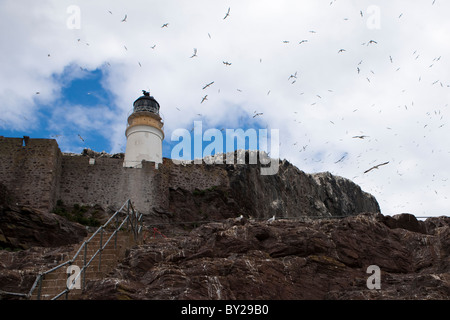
[223,7,230,20]
[223,61,232,66]
[353,135,369,139]
[288,72,298,80]
[201,95,208,103]
[202,81,214,89]
[253,112,263,118]
[368,40,378,45]
[364,162,390,174]
[338,49,346,53]
[190,48,198,58]
[299,40,308,45]
[161,23,169,28]
[121,14,127,22]
[78,134,85,142]
[335,154,347,164]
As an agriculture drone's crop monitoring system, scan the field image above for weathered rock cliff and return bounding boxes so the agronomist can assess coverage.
[0,183,87,251]
[152,157,380,235]
[80,213,450,300]
[225,159,380,219]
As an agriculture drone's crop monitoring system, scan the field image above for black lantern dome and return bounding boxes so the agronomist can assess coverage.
[133,90,160,114]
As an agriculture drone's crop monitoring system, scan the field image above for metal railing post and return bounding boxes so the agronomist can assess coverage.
[37,275,43,300]
[82,243,87,291]
[115,214,118,249]
[127,200,130,231]
[99,228,103,271]
[134,209,138,239]
[65,262,71,300]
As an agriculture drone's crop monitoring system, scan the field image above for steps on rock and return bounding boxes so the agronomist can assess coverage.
[31,230,137,300]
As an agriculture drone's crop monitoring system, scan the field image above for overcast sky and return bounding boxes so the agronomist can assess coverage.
[1,0,449,217]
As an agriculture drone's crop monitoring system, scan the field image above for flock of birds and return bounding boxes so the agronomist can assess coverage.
[40,1,449,193]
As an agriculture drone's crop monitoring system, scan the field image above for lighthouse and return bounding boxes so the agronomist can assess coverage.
[123,90,164,168]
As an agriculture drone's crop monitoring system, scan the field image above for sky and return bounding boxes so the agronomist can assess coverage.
[1,0,449,218]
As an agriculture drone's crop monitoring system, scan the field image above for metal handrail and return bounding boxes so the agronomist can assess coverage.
[26,199,143,300]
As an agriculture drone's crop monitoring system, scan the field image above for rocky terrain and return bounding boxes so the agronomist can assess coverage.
[0,161,449,300]
[0,184,88,251]
[80,212,449,300]
[0,183,90,297]
[147,157,381,235]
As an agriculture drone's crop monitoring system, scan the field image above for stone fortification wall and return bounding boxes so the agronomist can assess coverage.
[0,137,61,211]
[0,137,230,215]
[162,159,230,192]
[0,137,172,214]
[58,156,168,214]
[0,137,381,220]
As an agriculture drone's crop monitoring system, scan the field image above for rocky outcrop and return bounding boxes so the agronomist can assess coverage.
[0,183,87,251]
[0,246,75,297]
[225,159,380,219]
[80,213,449,300]
[0,205,87,251]
[157,158,380,234]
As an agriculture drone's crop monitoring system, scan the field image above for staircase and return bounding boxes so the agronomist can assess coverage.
[27,200,143,300]
[31,231,135,300]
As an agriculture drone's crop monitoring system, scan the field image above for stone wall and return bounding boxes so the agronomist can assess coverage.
[0,137,237,215]
[0,137,61,211]
[58,154,233,214]
[58,156,167,214]
[0,137,171,214]
[162,159,230,192]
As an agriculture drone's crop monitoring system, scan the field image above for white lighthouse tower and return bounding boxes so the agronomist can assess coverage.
[123,90,164,168]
